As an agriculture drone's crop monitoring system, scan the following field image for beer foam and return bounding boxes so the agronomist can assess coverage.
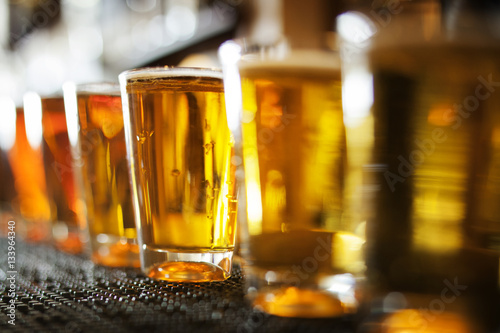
[77,82,120,95]
[120,67,223,81]
[238,50,340,72]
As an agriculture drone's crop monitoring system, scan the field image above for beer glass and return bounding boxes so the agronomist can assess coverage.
[63,82,140,267]
[219,39,367,317]
[14,99,52,242]
[0,97,17,220]
[39,95,84,253]
[2,98,51,241]
[338,5,500,332]
[119,67,237,282]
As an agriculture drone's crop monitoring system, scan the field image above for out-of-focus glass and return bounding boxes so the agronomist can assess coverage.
[338,3,500,332]
[63,82,140,267]
[219,39,367,317]
[39,95,84,254]
[119,67,237,282]
[0,97,18,236]
[8,105,51,242]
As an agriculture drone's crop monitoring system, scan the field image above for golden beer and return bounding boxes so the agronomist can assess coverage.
[40,97,83,253]
[236,52,365,317]
[120,68,237,281]
[368,43,500,292]
[68,83,139,267]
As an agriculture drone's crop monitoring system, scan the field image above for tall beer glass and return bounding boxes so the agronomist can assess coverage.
[338,6,500,332]
[219,40,367,317]
[40,95,84,254]
[0,97,20,236]
[2,98,50,241]
[119,67,237,282]
[63,82,140,267]
[15,100,52,242]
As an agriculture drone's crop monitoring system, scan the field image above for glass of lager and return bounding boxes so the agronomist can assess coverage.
[119,67,237,282]
[63,82,140,267]
[219,38,368,317]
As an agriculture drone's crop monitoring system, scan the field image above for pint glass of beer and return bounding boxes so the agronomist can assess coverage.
[119,67,237,282]
[219,39,367,317]
[338,7,500,332]
[6,101,51,242]
[63,82,140,267]
[39,95,84,253]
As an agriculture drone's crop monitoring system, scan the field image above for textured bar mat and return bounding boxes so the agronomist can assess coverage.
[0,238,355,332]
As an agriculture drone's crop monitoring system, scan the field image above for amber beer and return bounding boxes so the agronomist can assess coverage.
[40,97,83,253]
[120,68,237,282]
[66,83,139,267]
[236,51,366,317]
[6,106,51,241]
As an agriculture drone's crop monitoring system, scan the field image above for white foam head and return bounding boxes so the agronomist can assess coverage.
[76,82,120,95]
[238,50,340,72]
[119,67,223,82]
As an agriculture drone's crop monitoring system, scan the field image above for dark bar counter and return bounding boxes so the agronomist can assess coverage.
[0,238,355,332]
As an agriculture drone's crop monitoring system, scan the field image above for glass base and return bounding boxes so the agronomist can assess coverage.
[245,266,361,318]
[142,246,233,282]
[52,221,84,254]
[252,287,346,318]
[91,234,140,268]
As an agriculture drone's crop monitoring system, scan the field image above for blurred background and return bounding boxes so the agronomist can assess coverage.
[0,0,249,105]
[0,0,497,105]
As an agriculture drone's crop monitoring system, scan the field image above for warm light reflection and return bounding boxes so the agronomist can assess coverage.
[62,82,79,148]
[427,103,454,126]
[253,287,346,318]
[263,170,286,231]
[0,96,16,151]
[219,40,243,135]
[23,92,43,150]
[241,110,263,235]
[382,309,472,333]
[331,232,365,273]
[342,69,373,127]
[412,188,464,253]
[246,173,263,235]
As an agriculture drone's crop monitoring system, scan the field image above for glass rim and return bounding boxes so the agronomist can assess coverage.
[75,82,120,94]
[218,38,340,71]
[118,66,223,82]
